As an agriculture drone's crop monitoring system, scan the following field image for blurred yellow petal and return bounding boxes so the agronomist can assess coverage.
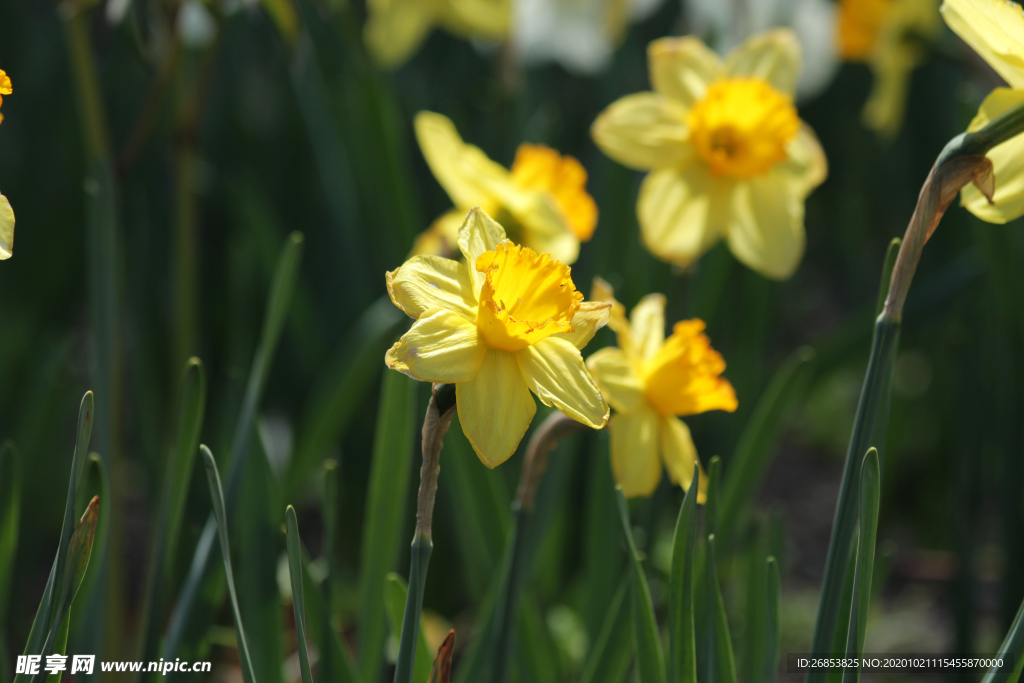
[386,254,478,320]
[961,88,1024,222]
[554,301,612,349]
[660,416,707,503]
[643,320,738,416]
[459,207,507,296]
[648,37,725,106]
[610,403,662,498]
[630,294,666,361]
[941,0,1024,89]
[517,337,609,428]
[586,347,645,414]
[777,125,829,197]
[510,144,598,242]
[415,111,511,210]
[410,210,467,257]
[725,29,803,96]
[590,278,635,355]
[637,165,730,267]
[726,174,806,280]
[590,93,692,171]
[861,50,914,136]
[364,0,435,68]
[385,308,487,382]
[441,0,511,39]
[0,194,13,260]
[494,185,581,264]
[457,349,537,467]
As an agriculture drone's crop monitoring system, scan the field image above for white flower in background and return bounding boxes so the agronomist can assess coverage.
[513,0,664,74]
[685,0,840,100]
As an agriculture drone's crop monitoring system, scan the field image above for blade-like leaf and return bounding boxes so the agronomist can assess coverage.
[580,577,631,683]
[384,573,433,683]
[982,595,1024,683]
[766,557,781,683]
[320,460,339,683]
[298,546,362,683]
[201,446,258,683]
[358,371,417,683]
[615,488,666,683]
[841,449,880,683]
[0,441,20,622]
[428,631,455,683]
[286,506,314,683]
[670,463,700,683]
[719,347,814,537]
[706,535,736,683]
[70,454,111,637]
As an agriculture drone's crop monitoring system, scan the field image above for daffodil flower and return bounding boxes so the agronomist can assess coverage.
[591,31,827,280]
[0,69,13,261]
[941,0,1024,223]
[412,112,597,265]
[585,280,736,499]
[837,0,939,136]
[386,207,611,467]
[364,0,510,68]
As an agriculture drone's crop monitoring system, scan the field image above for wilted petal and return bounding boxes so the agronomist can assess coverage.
[517,337,609,428]
[385,308,487,382]
[457,348,537,467]
[610,403,663,498]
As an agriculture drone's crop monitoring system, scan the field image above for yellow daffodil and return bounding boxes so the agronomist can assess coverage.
[412,112,597,265]
[585,280,736,499]
[837,0,940,136]
[941,0,1024,223]
[0,69,13,261]
[364,0,510,68]
[590,31,827,280]
[386,207,611,467]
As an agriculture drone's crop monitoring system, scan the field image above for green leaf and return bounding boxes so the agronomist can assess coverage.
[69,454,111,637]
[0,441,20,622]
[842,449,880,683]
[766,557,781,683]
[384,573,432,683]
[982,595,1024,683]
[719,347,815,537]
[515,595,561,683]
[358,370,418,683]
[201,445,258,683]
[670,463,700,683]
[705,457,722,540]
[17,392,93,682]
[580,577,631,683]
[875,239,902,318]
[705,535,736,683]
[298,547,362,683]
[165,233,302,664]
[139,359,206,670]
[289,297,404,499]
[286,506,314,683]
[615,488,666,683]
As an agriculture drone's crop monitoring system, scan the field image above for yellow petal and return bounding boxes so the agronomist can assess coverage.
[941,0,1024,89]
[660,416,707,504]
[725,29,803,96]
[643,320,738,416]
[0,194,13,260]
[725,174,806,280]
[364,0,435,67]
[493,187,581,264]
[586,347,645,414]
[960,88,1024,222]
[591,93,692,171]
[386,254,478,320]
[554,301,612,349]
[441,0,510,38]
[647,37,725,107]
[456,349,537,467]
[590,278,634,355]
[610,403,662,498]
[517,337,609,429]
[776,125,828,198]
[637,165,731,267]
[459,207,507,297]
[410,210,466,257]
[385,308,487,382]
[630,294,666,361]
[415,111,511,210]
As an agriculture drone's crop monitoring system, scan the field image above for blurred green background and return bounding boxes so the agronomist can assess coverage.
[1,0,1024,680]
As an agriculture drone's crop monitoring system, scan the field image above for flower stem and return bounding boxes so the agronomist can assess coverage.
[807,98,1024,680]
[393,384,456,683]
[491,411,584,683]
